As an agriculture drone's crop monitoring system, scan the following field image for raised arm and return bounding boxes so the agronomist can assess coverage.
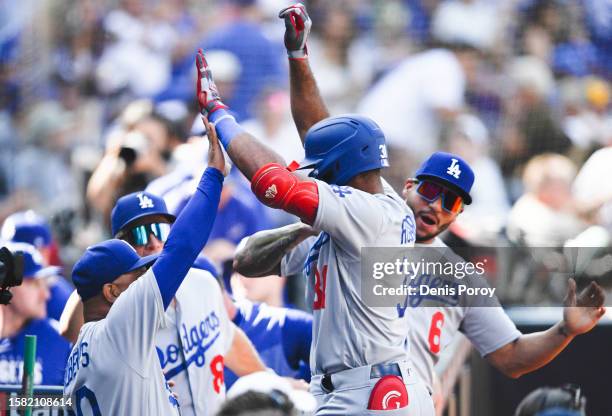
[279,3,330,141]
[486,279,606,378]
[196,50,285,181]
[152,118,224,308]
[233,223,318,277]
[196,50,321,226]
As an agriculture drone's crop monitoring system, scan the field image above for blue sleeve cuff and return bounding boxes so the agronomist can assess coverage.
[209,109,244,149]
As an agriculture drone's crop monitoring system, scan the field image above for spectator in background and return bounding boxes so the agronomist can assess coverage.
[242,89,304,166]
[431,0,500,51]
[9,102,79,218]
[500,56,572,183]
[95,0,177,97]
[562,77,612,152]
[405,0,438,46]
[446,114,510,242]
[1,211,73,321]
[307,4,363,114]
[357,43,480,188]
[189,0,285,121]
[573,146,612,232]
[0,242,71,385]
[507,153,586,247]
[581,0,612,78]
[87,100,187,222]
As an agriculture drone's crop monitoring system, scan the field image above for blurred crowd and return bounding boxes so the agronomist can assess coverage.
[0,0,611,410]
[0,0,609,263]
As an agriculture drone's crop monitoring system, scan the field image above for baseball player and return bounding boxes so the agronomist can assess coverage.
[251,2,605,409]
[63,119,225,415]
[195,35,434,415]
[60,189,268,416]
[240,153,606,396]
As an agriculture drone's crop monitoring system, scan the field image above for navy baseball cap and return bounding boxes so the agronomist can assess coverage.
[5,242,60,279]
[111,192,175,237]
[415,152,474,204]
[72,239,159,301]
[1,211,52,248]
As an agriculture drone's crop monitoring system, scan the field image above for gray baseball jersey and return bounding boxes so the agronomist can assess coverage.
[63,269,180,415]
[285,179,416,375]
[156,268,235,416]
[405,238,521,389]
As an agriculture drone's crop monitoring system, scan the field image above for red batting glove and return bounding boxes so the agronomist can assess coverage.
[195,48,229,117]
[278,3,312,59]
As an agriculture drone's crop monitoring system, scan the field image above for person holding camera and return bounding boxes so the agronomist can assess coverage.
[87,104,188,221]
[0,242,71,385]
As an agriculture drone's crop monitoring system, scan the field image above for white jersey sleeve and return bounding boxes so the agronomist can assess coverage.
[103,268,166,376]
[460,307,522,356]
[280,235,318,277]
[312,181,392,257]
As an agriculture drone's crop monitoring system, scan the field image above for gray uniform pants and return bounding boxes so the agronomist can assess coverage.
[310,360,435,416]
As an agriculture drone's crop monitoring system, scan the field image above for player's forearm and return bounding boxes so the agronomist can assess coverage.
[225,327,267,376]
[289,59,330,142]
[209,110,286,180]
[487,321,574,378]
[153,167,223,308]
[233,223,316,277]
[86,155,126,215]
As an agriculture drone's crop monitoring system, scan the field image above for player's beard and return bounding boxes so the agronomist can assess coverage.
[406,194,452,243]
[415,220,450,243]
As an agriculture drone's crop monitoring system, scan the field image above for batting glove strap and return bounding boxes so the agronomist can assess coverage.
[287,48,308,60]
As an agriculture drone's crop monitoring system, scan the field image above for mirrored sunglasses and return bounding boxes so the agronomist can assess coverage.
[120,223,171,246]
[416,181,464,214]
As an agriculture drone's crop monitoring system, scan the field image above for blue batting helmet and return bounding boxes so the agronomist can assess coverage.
[297,115,389,186]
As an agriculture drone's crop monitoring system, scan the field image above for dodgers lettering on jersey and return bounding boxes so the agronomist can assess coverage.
[0,319,71,385]
[298,178,416,375]
[63,269,180,416]
[155,269,234,416]
[404,238,521,389]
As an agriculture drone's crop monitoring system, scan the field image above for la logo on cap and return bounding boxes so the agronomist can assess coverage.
[137,193,154,209]
[446,159,462,179]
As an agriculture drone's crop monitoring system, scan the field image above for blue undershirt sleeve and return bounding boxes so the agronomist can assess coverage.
[152,167,224,308]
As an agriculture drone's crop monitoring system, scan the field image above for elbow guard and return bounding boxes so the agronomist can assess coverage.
[251,163,319,225]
